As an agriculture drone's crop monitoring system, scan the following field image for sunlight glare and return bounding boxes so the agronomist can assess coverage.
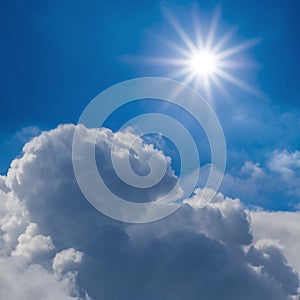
[144,7,261,100]
[189,51,217,77]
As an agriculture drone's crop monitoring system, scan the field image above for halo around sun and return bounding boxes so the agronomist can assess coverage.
[144,7,260,100]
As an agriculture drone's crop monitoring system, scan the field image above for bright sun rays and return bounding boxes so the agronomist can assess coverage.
[146,7,261,100]
[188,50,217,76]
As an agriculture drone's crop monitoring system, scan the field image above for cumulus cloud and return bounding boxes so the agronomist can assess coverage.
[0,124,299,300]
[0,189,28,255]
[12,223,54,261]
[247,239,299,296]
[0,188,88,299]
[251,211,300,275]
[268,150,300,197]
[269,150,300,178]
[0,256,82,300]
[53,248,84,275]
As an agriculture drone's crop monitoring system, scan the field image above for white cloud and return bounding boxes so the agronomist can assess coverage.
[53,248,84,275]
[268,150,300,178]
[247,238,299,296]
[268,150,300,197]
[0,190,29,255]
[0,188,88,299]
[0,175,9,193]
[12,126,41,144]
[218,153,300,209]
[183,188,252,245]
[0,124,299,299]
[0,256,83,300]
[12,223,54,261]
[241,161,264,179]
[251,211,300,275]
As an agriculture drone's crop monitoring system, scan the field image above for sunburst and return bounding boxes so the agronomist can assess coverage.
[147,7,260,100]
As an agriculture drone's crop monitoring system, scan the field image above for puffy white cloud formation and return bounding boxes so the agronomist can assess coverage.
[12,222,54,260]
[269,150,300,178]
[268,150,300,196]
[0,256,82,300]
[0,189,88,300]
[247,239,299,296]
[0,124,299,299]
[251,211,300,276]
[53,248,84,275]
[0,190,28,255]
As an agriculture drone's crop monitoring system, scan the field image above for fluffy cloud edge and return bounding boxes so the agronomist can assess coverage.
[0,124,299,299]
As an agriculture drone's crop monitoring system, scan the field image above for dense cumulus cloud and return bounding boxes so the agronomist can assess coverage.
[0,189,88,300]
[0,124,299,299]
[251,211,300,275]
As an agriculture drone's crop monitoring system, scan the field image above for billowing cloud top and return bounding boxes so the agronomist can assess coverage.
[0,124,299,299]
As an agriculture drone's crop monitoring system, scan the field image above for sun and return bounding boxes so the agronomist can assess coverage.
[188,50,217,77]
[142,7,260,100]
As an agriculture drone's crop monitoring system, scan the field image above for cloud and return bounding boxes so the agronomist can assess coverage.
[11,126,41,144]
[0,124,299,299]
[0,188,88,299]
[247,239,299,296]
[218,154,300,209]
[251,211,300,275]
[0,256,83,300]
[53,248,84,275]
[0,188,29,255]
[0,157,87,299]
[269,150,300,178]
[12,223,54,261]
[183,188,252,245]
[268,150,300,197]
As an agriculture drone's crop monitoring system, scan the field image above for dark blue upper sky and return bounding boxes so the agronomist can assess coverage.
[1,0,300,199]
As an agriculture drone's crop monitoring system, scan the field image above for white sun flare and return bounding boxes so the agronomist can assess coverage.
[188,50,217,76]
[147,7,259,99]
